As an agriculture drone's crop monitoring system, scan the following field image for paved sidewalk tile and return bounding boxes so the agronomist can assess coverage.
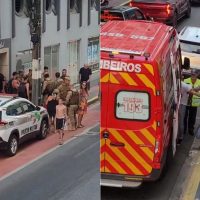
[0,103,99,179]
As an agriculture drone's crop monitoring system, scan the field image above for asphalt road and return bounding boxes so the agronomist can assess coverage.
[101,1,200,200]
[0,125,100,200]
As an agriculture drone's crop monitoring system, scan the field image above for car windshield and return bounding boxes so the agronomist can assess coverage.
[101,12,123,22]
[180,41,200,54]
[133,0,167,2]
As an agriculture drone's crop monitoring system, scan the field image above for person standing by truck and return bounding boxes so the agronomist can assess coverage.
[184,69,200,136]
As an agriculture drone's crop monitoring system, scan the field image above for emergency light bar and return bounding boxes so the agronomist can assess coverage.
[101,47,143,56]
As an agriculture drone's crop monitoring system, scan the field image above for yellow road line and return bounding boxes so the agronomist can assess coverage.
[182,154,200,200]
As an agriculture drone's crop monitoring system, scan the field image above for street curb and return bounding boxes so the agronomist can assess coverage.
[88,96,99,105]
[169,129,200,200]
[180,135,200,200]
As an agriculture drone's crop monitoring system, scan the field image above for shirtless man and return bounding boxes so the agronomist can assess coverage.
[55,98,67,145]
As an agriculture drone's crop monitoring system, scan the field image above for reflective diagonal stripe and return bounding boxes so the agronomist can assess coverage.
[106,153,127,174]
[108,144,144,175]
[140,129,155,146]
[105,166,111,173]
[143,63,154,76]
[125,130,144,144]
[137,74,156,95]
[119,72,138,86]
[109,129,152,173]
[100,73,109,83]
[126,129,155,160]
[109,73,120,84]
[105,160,118,173]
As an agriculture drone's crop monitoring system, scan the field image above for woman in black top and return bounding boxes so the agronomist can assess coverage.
[46,90,59,130]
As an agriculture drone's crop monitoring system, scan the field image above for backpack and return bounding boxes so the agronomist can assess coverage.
[69,90,80,105]
[18,83,27,98]
[44,80,56,95]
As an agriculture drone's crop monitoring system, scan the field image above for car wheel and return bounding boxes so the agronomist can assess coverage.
[38,120,48,139]
[6,134,18,156]
[172,12,178,28]
[185,3,191,18]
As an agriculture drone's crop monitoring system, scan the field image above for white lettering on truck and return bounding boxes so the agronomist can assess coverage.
[100,60,141,73]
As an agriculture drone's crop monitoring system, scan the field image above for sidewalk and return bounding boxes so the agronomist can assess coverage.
[0,84,100,180]
[180,135,200,200]
[169,126,200,200]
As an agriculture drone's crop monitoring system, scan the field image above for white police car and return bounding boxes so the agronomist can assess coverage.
[0,95,49,156]
[179,26,200,76]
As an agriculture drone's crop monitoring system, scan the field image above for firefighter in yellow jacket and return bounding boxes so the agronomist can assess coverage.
[184,69,200,135]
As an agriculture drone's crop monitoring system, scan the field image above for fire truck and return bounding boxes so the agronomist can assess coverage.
[100,20,190,187]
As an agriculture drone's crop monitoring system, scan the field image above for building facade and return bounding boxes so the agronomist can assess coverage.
[0,0,100,84]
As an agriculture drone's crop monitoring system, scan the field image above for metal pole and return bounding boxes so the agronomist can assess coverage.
[31,0,41,105]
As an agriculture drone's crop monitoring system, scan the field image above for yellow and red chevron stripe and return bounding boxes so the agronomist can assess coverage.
[100,63,156,95]
[100,122,156,176]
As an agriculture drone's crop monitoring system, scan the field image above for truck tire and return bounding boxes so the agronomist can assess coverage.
[6,134,18,156]
[38,120,48,139]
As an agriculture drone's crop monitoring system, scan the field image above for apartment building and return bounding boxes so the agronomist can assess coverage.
[0,0,100,84]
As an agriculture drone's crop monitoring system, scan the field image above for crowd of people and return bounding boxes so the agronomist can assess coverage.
[0,64,92,145]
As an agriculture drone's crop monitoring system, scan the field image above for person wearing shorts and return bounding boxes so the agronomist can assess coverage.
[55,98,67,145]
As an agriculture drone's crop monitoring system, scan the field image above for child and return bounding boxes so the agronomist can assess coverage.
[55,98,67,145]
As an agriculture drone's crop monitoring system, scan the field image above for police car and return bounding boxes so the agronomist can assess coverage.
[0,95,49,156]
[179,26,200,77]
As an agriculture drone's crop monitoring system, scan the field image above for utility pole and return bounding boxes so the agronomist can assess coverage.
[30,0,41,105]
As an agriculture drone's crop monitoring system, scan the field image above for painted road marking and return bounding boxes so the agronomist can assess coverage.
[195,182,200,200]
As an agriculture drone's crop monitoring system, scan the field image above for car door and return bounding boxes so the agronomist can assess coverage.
[19,101,39,134]
[6,102,29,138]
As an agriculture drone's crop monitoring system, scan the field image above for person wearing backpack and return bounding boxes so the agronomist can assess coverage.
[18,76,30,99]
[66,85,80,131]
[42,74,55,106]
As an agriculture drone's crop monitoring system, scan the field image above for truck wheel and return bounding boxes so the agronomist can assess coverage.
[6,134,18,156]
[38,120,48,139]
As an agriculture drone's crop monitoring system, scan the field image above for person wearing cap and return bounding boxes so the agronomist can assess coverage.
[184,69,200,136]
[57,76,71,101]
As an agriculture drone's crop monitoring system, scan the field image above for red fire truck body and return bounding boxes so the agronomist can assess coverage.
[100,20,183,187]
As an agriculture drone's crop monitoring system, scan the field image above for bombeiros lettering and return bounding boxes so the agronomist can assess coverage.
[100,60,141,73]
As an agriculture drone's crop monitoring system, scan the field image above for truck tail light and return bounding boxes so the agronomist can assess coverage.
[166,4,173,15]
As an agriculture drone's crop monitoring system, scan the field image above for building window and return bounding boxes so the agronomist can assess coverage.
[67,40,80,84]
[15,0,24,15]
[44,45,59,78]
[88,37,99,71]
